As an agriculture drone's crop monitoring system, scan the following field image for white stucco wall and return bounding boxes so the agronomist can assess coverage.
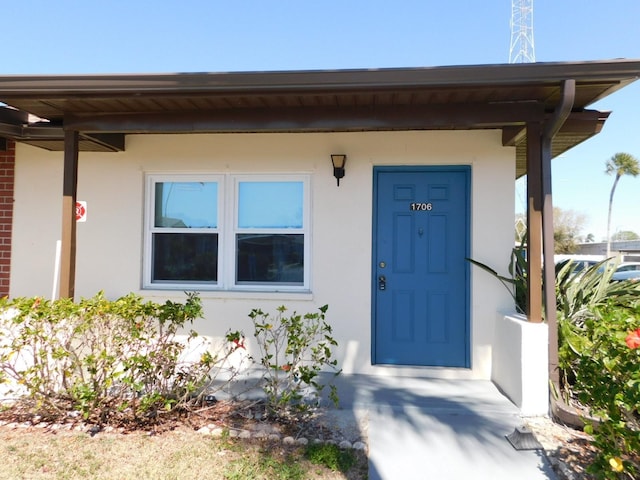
[11,130,515,379]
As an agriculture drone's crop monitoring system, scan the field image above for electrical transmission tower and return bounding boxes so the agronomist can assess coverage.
[509,0,535,63]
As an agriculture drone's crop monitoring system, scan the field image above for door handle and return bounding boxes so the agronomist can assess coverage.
[378,275,386,290]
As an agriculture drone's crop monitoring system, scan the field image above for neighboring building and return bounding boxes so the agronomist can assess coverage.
[577,241,640,262]
[1,61,639,411]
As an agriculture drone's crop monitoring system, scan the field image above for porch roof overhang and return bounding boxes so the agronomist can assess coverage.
[1,59,639,177]
[2,61,640,391]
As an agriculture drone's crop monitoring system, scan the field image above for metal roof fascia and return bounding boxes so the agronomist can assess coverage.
[0,60,638,97]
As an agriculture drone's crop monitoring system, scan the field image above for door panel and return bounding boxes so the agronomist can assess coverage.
[373,167,470,367]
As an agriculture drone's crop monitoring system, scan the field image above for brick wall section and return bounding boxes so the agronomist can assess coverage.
[0,140,14,298]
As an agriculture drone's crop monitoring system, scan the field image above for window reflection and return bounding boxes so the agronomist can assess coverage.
[155,182,218,228]
[236,234,303,284]
[238,182,303,228]
[153,233,218,282]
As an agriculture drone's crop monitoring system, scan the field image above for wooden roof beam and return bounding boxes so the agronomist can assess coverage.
[0,121,124,151]
[63,102,546,134]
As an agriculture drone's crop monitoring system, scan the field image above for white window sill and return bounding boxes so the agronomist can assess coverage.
[139,288,314,302]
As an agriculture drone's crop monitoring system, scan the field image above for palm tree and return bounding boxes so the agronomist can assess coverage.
[605,152,640,257]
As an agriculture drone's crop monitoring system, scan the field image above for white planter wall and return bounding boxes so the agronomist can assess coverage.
[492,313,549,415]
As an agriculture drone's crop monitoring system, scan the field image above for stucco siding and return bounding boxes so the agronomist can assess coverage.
[11,130,515,379]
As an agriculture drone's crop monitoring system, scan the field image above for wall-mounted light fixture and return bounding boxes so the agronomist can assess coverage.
[331,154,347,186]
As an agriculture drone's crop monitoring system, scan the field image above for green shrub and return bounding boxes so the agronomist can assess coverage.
[0,292,244,424]
[555,259,640,326]
[469,250,640,319]
[559,303,640,478]
[249,305,340,415]
[557,258,640,404]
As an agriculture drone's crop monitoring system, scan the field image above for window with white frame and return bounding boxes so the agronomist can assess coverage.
[144,174,310,291]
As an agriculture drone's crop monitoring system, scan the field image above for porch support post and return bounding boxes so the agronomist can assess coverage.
[542,79,576,386]
[526,122,543,323]
[59,130,79,300]
[541,133,559,383]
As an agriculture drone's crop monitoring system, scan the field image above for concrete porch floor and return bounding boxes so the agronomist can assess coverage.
[320,374,557,480]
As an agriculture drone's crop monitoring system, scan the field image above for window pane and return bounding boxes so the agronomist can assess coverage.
[238,182,303,228]
[152,233,218,282]
[155,182,218,228]
[236,234,304,284]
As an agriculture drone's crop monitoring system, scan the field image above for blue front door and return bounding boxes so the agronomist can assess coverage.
[372,166,470,367]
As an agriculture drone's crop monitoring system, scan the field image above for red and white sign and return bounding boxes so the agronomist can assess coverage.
[76,201,87,222]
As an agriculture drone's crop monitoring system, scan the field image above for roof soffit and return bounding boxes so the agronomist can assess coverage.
[0,60,637,170]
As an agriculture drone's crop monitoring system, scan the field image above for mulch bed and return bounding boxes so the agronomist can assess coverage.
[0,399,343,443]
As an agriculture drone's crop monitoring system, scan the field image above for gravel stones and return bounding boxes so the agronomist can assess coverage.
[196,424,368,452]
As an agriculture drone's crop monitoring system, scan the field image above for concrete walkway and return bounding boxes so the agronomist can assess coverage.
[321,374,557,480]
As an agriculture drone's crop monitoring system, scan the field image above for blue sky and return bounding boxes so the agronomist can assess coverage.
[3,0,639,240]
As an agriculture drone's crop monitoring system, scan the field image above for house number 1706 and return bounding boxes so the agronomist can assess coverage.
[410,202,433,211]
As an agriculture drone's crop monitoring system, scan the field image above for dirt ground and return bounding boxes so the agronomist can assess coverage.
[526,416,600,480]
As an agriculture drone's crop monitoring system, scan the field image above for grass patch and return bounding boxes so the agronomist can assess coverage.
[305,443,357,472]
[0,427,368,480]
[224,446,305,480]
